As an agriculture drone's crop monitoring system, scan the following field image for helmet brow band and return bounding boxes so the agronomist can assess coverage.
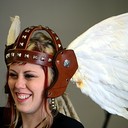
[6,49,53,67]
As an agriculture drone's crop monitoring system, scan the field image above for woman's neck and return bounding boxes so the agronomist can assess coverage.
[21,107,47,128]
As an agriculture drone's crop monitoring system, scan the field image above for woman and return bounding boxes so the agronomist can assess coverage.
[0,25,84,128]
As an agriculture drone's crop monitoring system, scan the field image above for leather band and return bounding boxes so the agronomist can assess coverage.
[15,26,63,51]
[6,49,53,67]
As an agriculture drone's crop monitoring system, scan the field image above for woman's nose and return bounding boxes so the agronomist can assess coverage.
[15,76,26,89]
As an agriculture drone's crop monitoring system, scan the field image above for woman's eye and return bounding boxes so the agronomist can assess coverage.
[24,74,35,79]
[9,72,18,79]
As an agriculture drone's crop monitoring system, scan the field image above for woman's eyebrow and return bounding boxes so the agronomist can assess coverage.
[9,69,16,72]
[24,70,38,74]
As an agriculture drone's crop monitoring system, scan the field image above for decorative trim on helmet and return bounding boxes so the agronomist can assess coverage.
[5,25,62,66]
[6,49,53,67]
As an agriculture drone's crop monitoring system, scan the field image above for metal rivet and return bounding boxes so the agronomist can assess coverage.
[17,53,22,57]
[48,58,52,62]
[6,53,10,58]
[11,52,15,57]
[56,37,59,40]
[33,55,38,60]
[64,59,70,67]
[25,29,30,33]
[58,44,61,48]
[19,42,24,47]
[41,57,45,61]
[24,54,29,58]
[22,35,27,39]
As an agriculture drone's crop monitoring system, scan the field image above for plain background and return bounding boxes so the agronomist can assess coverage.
[0,0,128,128]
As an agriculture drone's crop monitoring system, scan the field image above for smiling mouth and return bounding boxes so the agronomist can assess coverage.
[16,93,32,100]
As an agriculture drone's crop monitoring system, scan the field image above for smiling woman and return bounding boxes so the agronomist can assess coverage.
[1,16,84,128]
[8,63,46,114]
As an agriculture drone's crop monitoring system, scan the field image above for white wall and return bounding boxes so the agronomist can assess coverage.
[0,0,128,128]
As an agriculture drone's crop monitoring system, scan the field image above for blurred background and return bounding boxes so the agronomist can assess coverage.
[0,0,128,127]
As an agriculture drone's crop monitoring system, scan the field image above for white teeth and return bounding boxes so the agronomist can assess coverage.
[17,93,30,100]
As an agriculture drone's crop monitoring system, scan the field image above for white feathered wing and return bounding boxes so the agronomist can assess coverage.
[67,13,128,119]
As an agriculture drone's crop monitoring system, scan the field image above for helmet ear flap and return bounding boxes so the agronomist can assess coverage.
[47,49,78,98]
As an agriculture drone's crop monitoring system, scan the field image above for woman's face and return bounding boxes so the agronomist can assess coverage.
[8,63,46,114]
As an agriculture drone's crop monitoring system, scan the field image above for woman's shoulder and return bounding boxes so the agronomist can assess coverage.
[52,112,84,128]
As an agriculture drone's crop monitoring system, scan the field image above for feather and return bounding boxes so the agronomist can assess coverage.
[67,12,128,119]
[7,15,21,46]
